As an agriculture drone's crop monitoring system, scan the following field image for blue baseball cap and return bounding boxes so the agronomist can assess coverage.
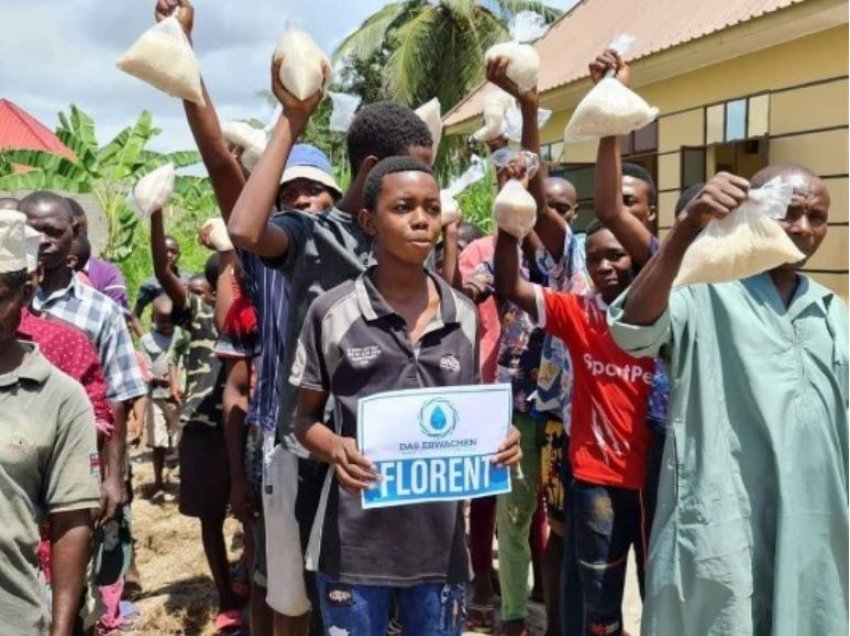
[280,144,341,196]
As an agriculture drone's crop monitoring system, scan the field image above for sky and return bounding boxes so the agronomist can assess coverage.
[1,0,577,172]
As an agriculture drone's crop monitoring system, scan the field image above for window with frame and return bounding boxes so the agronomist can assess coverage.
[706,94,770,144]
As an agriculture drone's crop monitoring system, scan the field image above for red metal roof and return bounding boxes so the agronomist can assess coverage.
[445,0,808,127]
[0,99,74,159]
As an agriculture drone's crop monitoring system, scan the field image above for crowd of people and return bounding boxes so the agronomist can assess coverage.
[1,1,847,636]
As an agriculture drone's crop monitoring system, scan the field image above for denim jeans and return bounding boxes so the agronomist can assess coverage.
[560,439,582,636]
[316,573,466,636]
[571,479,647,636]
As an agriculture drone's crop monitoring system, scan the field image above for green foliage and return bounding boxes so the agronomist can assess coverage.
[0,104,204,264]
[335,0,561,112]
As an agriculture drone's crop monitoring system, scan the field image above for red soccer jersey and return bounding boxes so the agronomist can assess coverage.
[537,287,653,490]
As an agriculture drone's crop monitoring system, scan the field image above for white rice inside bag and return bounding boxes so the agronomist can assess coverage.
[132,163,176,219]
[415,98,443,160]
[674,179,803,287]
[484,42,540,95]
[494,179,537,239]
[273,27,331,100]
[473,90,516,142]
[117,15,205,106]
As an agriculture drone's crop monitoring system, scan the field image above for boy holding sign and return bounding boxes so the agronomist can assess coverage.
[292,156,521,635]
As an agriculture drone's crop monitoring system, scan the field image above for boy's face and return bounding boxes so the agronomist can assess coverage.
[776,173,830,269]
[365,171,442,267]
[546,182,578,225]
[277,178,335,214]
[153,308,175,336]
[188,279,214,305]
[621,176,656,228]
[165,238,181,268]
[0,277,32,347]
[585,228,633,304]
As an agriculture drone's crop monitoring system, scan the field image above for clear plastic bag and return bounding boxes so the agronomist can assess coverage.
[490,148,540,180]
[132,163,176,219]
[563,34,658,143]
[328,92,361,133]
[674,178,803,288]
[494,179,537,239]
[504,105,551,143]
[485,42,540,94]
[273,26,331,100]
[415,98,443,159]
[222,122,267,172]
[440,192,462,226]
[472,90,515,142]
[117,14,205,105]
[439,155,487,226]
[509,11,548,43]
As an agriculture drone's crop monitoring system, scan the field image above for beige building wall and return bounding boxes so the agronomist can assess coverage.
[549,25,848,298]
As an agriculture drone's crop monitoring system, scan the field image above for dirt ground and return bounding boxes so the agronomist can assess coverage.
[127,448,640,635]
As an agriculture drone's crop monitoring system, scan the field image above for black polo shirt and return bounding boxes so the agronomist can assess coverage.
[291,266,479,586]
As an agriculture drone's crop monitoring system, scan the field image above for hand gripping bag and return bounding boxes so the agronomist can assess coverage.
[472,89,516,142]
[415,98,443,159]
[222,122,268,172]
[674,178,803,288]
[494,179,537,239]
[117,14,205,106]
[490,148,540,180]
[563,34,657,143]
[200,218,234,252]
[484,11,548,94]
[273,27,331,100]
[132,163,176,218]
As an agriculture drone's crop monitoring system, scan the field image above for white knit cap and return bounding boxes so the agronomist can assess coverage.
[0,210,28,274]
[25,224,42,274]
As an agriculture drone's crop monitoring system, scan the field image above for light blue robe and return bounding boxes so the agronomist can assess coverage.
[608,273,848,636]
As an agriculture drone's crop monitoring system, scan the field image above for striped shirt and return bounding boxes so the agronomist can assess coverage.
[239,244,290,433]
[33,277,146,403]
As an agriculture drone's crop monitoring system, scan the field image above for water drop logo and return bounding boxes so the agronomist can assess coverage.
[419,398,458,439]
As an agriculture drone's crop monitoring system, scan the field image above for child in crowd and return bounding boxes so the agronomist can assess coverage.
[147,204,240,632]
[495,212,654,636]
[292,156,521,635]
[139,294,181,501]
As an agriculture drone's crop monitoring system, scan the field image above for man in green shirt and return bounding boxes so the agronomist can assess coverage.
[0,209,101,635]
[607,165,848,635]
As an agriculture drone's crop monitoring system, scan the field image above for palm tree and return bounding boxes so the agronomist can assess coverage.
[334,0,561,112]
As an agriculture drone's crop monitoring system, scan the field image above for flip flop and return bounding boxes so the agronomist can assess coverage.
[214,609,244,633]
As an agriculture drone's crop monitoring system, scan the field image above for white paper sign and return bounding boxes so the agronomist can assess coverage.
[358,384,513,509]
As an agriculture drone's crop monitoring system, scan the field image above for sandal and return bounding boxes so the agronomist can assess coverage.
[214,609,244,633]
[466,602,496,634]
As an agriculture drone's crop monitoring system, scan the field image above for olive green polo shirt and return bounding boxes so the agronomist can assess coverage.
[0,343,101,635]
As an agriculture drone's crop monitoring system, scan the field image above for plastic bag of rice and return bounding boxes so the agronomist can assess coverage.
[273,27,331,100]
[674,178,802,287]
[222,122,267,173]
[472,90,516,142]
[133,163,176,218]
[563,34,657,143]
[415,98,442,160]
[494,179,537,239]
[117,13,204,105]
[483,11,547,94]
